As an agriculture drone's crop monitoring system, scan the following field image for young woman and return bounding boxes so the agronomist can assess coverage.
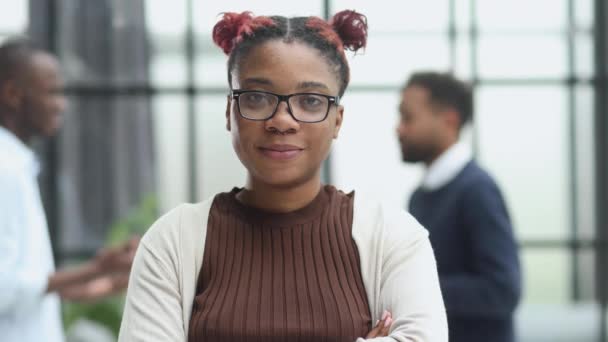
[118,10,447,342]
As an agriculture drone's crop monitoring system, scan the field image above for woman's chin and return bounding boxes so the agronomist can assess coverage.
[251,170,318,189]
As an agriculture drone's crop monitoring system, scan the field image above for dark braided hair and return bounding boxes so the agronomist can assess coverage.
[212,10,367,97]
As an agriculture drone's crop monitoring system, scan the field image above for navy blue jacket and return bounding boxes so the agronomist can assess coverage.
[409,160,521,342]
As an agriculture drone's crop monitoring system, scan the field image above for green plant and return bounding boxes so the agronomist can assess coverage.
[106,194,158,246]
[62,295,125,336]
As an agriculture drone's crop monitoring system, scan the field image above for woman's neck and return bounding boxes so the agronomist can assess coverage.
[237,176,322,213]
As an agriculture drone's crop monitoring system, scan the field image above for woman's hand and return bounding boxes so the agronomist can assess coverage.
[365,310,393,339]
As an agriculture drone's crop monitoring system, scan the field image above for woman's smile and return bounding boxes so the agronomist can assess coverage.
[257,143,304,160]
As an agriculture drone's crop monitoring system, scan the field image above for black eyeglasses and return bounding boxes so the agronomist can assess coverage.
[230,89,340,123]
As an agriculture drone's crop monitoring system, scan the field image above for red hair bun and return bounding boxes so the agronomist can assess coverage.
[330,10,368,52]
[212,12,275,55]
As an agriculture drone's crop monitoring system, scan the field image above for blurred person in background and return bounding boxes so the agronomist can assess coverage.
[0,38,138,342]
[119,10,447,342]
[397,71,521,342]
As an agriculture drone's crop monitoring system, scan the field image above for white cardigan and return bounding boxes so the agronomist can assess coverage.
[118,194,448,342]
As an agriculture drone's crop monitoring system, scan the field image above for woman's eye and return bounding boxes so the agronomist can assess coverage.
[244,93,264,103]
[240,93,273,109]
[299,95,324,109]
[305,97,320,105]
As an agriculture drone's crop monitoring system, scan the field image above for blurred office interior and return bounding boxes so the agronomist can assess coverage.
[1,0,607,340]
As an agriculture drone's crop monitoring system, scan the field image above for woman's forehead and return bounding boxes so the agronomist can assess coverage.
[232,41,340,93]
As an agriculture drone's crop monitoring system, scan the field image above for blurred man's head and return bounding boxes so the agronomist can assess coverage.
[0,38,66,143]
[396,71,472,165]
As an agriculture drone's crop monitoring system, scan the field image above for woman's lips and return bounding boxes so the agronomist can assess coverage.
[259,144,304,160]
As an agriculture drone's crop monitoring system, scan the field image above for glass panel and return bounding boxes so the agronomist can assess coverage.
[196,96,247,200]
[460,121,475,148]
[478,34,567,78]
[577,248,595,300]
[52,91,190,251]
[153,95,189,213]
[150,53,188,87]
[194,0,323,87]
[196,36,228,88]
[454,0,472,32]
[516,302,600,342]
[476,86,570,240]
[146,0,187,86]
[348,34,450,86]
[454,34,472,79]
[331,91,424,209]
[575,0,593,31]
[55,0,149,84]
[516,248,600,341]
[477,0,566,32]
[332,0,449,32]
[0,0,28,32]
[517,249,599,342]
[575,86,595,241]
[575,33,593,80]
[521,249,569,304]
[146,0,187,36]
[59,95,157,253]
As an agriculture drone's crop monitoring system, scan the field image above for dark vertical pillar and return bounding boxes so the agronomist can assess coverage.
[594,0,608,340]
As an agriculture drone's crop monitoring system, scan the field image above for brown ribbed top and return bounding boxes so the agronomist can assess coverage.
[188,185,371,342]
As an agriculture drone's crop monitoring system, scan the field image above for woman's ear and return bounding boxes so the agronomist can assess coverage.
[333,105,344,139]
[225,95,231,131]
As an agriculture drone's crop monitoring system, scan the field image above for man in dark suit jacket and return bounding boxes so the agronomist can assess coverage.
[396,71,521,342]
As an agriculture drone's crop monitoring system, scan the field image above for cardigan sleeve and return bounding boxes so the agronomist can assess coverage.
[357,206,448,342]
[118,206,186,342]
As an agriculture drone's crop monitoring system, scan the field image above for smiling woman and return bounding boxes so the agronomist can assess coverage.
[118,9,447,342]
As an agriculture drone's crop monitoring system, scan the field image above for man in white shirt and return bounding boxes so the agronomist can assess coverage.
[0,38,137,341]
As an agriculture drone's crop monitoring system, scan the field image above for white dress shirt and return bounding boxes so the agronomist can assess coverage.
[0,126,64,342]
[421,141,473,191]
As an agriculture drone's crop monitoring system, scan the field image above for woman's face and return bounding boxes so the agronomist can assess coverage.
[227,40,344,189]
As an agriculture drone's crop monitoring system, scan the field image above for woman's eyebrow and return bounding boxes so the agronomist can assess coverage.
[297,81,329,90]
[241,77,273,87]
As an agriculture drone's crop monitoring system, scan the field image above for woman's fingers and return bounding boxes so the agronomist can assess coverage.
[365,310,392,338]
[379,315,392,336]
[365,319,383,338]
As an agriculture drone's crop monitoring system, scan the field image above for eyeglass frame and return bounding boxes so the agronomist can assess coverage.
[230,89,340,123]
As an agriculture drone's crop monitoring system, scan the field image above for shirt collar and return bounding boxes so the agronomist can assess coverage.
[0,125,40,176]
[421,141,472,191]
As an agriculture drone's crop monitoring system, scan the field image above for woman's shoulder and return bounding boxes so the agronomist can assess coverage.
[140,197,216,253]
[352,193,429,245]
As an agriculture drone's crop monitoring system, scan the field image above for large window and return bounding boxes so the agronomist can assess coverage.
[23,0,608,340]
[0,1,28,39]
[328,1,605,341]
